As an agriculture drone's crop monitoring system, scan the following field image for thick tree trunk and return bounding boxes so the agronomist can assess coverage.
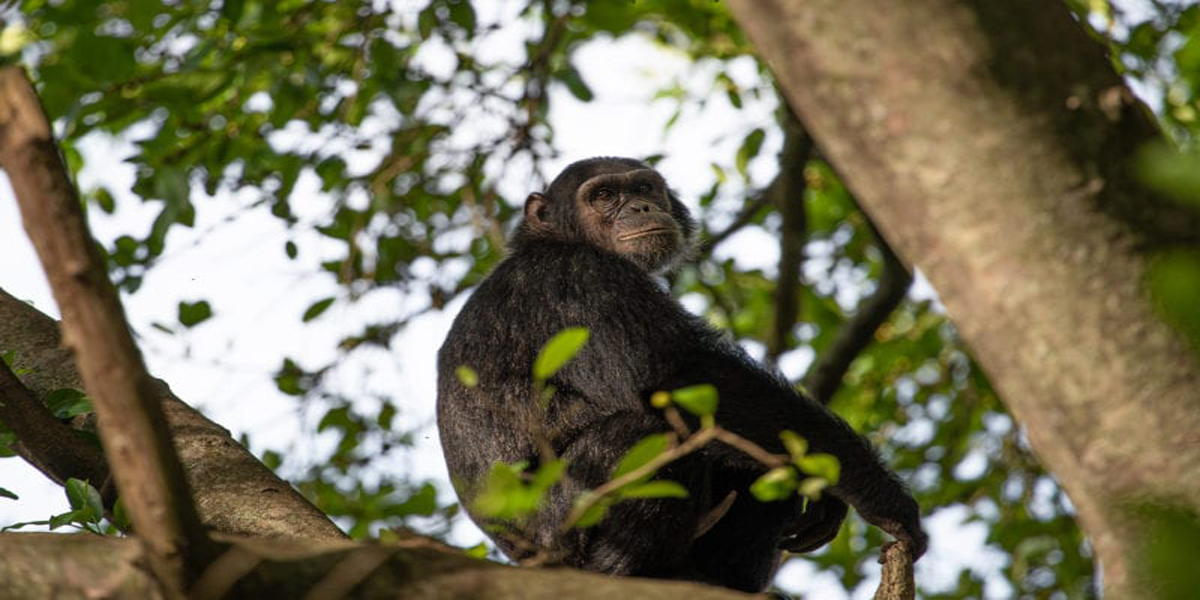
[728,1,1200,598]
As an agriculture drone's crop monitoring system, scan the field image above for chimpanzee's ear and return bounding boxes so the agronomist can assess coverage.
[524,193,551,230]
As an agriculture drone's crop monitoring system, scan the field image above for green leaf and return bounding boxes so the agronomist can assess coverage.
[377,402,397,429]
[533,327,590,381]
[750,466,798,502]
[285,240,298,259]
[798,453,841,483]
[261,450,282,470]
[1137,144,1200,208]
[1148,250,1200,347]
[561,63,595,101]
[780,430,808,459]
[465,542,489,558]
[735,128,766,177]
[44,388,92,419]
[1131,503,1200,600]
[93,187,116,214]
[274,358,307,396]
[456,365,479,388]
[798,477,830,500]
[0,487,17,500]
[302,297,336,322]
[530,459,567,493]
[2,519,50,532]
[112,497,131,531]
[64,478,104,523]
[572,494,611,528]
[671,384,719,417]
[448,1,477,32]
[388,483,439,517]
[612,433,671,480]
[472,460,564,522]
[49,510,85,530]
[620,480,689,499]
[178,300,213,328]
[473,462,529,519]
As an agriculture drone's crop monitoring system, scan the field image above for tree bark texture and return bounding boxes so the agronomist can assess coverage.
[0,533,757,600]
[728,2,1200,598]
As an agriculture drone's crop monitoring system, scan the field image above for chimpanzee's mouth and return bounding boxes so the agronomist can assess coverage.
[618,227,673,241]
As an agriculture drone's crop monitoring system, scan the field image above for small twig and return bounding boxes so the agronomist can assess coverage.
[560,428,718,532]
[766,113,814,365]
[713,429,788,468]
[559,423,795,535]
[662,405,692,438]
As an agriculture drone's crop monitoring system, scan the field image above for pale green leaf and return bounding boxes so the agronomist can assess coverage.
[620,480,689,499]
[672,384,718,417]
[533,327,590,381]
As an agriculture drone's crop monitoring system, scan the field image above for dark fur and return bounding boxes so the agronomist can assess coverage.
[437,157,926,592]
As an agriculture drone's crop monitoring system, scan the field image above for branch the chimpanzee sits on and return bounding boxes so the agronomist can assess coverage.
[437,157,926,594]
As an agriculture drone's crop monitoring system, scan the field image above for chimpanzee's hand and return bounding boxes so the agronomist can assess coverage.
[852,486,928,559]
[779,494,849,553]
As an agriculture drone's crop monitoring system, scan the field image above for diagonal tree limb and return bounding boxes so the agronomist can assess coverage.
[0,358,115,506]
[0,65,215,595]
[803,216,913,405]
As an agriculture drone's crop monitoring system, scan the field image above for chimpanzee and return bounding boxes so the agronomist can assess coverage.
[437,157,926,593]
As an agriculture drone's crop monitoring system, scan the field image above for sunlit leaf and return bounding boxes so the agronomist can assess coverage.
[178,300,212,328]
[798,477,830,500]
[612,433,671,479]
[798,453,841,483]
[533,327,590,381]
[1148,250,1200,346]
[456,365,479,388]
[750,466,797,501]
[573,494,611,528]
[44,388,92,419]
[780,430,808,460]
[735,128,765,177]
[302,297,336,322]
[64,478,103,523]
[620,480,689,499]
[671,384,718,417]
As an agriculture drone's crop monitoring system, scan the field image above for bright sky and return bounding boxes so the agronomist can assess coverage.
[0,7,1045,597]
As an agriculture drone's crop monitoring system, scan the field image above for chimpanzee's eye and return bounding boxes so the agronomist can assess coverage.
[594,188,613,201]
[635,183,653,195]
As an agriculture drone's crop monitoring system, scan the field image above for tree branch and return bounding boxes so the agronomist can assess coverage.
[766,112,813,366]
[0,65,214,594]
[803,218,912,404]
[873,542,916,600]
[0,532,760,600]
[0,359,114,506]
